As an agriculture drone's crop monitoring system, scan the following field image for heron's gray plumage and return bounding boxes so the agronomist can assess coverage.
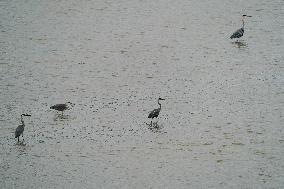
[15,124,24,140]
[50,104,68,112]
[148,108,161,119]
[230,27,244,39]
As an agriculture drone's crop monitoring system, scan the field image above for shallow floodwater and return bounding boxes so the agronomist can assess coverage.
[0,0,283,188]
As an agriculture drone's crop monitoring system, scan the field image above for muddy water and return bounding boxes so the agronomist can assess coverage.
[1,0,283,188]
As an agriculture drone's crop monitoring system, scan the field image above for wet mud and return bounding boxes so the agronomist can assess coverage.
[1,0,283,188]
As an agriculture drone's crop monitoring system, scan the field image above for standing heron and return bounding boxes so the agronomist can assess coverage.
[230,15,252,39]
[50,102,74,115]
[15,114,31,142]
[148,97,165,126]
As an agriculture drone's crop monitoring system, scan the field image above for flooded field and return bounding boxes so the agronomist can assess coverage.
[1,0,283,188]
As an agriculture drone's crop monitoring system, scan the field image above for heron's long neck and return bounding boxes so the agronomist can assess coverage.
[158,100,161,110]
[21,116,24,125]
[242,19,245,28]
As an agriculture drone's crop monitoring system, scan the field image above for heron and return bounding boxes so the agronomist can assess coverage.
[50,102,74,115]
[230,15,252,39]
[15,114,31,142]
[148,97,165,126]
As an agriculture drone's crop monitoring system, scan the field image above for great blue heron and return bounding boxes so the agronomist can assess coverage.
[50,102,74,115]
[230,15,252,39]
[148,97,165,125]
[15,114,31,142]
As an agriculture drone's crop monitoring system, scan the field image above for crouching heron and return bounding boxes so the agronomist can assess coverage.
[15,114,31,142]
[50,102,74,115]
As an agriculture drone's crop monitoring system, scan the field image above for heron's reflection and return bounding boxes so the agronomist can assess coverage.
[232,41,247,48]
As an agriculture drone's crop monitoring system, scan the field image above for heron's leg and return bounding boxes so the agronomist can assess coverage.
[17,137,19,142]
[150,120,152,126]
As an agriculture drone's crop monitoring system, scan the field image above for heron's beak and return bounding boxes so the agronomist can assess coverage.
[247,15,252,17]
[160,98,165,100]
[25,114,31,116]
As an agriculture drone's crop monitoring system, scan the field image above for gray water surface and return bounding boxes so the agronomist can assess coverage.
[1,0,284,188]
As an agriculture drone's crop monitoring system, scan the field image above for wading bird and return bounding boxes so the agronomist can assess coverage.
[148,97,165,125]
[15,114,31,142]
[230,15,252,39]
[50,102,74,115]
